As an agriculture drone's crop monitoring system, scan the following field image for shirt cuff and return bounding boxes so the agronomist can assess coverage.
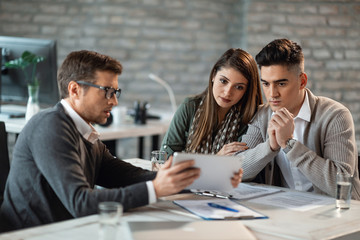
[146,181,157,204]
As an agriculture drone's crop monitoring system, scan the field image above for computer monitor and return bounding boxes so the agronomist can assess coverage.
[0,36,59,109]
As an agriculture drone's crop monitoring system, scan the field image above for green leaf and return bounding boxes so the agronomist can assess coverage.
[22,51,45,64]
[4,58,29,69]
[4,50,46,84]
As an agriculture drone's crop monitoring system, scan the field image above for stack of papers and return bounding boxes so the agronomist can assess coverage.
[191,183,282,200]
[228,183,283,200]
[247,191,334,211]
[191,183,334,212]
[173,198,267,220]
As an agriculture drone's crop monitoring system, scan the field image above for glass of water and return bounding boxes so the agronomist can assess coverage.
[151,150,167,171]
[98,202,123,240]
[336,172,353,209]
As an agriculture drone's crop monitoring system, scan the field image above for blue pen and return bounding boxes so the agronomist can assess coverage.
[207,202,239,212]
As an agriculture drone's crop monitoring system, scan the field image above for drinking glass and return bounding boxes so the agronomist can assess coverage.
[336,172,353,209]
[98,202,123,240]
[151,150,167,171]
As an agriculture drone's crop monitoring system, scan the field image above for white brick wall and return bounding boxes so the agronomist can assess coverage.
[246,0,360,143]
[1,0,360,157]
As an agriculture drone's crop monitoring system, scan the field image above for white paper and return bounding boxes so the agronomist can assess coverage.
[227,183,283,200]
[248,191,334,211]
[192,183,283,200]
[174,198,266,220]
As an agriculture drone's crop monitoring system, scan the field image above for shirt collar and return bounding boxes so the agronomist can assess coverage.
[294,91,311,122]
[60,99,100,144]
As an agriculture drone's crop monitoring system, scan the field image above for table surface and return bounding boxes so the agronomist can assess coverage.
[1,158,360,240]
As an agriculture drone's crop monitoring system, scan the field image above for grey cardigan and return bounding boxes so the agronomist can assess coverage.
[241,88,360,200]
[0,103,156,232]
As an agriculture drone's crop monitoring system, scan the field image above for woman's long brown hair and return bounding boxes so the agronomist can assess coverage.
[187,48,263,151]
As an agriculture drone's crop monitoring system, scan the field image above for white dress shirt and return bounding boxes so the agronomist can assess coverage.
[60,99,157,203]
[275,92,313,192]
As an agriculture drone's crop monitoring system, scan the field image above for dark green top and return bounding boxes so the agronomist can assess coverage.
[161,96,248,156]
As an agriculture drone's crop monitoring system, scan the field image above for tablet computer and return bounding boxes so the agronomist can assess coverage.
[172,152,243,192]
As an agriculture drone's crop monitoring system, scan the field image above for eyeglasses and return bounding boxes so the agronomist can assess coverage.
[76,81,122,99]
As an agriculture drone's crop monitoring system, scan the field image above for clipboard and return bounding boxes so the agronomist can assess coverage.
[173,198,267,220]
[172,152,243,192]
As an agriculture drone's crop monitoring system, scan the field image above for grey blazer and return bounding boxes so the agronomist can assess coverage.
[0,103,156,232]
[241,88,360,200]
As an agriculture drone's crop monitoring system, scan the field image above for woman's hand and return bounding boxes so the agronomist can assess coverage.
[231,168,243,188]
[217,142,248,156]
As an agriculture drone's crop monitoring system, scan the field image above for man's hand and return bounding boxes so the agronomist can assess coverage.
[270,108,294,148]
[231,168,243,188]
[267,120,280,151]
[152,157,200,198]
[217,142,248,156]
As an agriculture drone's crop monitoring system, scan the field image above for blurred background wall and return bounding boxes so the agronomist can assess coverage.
[1,0,359,158]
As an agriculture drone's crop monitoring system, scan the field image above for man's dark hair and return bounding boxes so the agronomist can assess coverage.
[255,39,304,73]
[57,50,123,99]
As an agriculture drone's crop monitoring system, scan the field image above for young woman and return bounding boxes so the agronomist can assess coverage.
[161,48,263,156]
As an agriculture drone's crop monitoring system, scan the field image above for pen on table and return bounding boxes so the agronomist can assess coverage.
[207,202,239,212]
[195,191,229,199]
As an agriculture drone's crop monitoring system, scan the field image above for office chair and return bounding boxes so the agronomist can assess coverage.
[0,121,10,206]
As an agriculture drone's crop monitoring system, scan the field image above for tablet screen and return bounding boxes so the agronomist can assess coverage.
[172,152,243,192]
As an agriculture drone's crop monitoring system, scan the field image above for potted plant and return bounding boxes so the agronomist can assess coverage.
[5,51,45,121]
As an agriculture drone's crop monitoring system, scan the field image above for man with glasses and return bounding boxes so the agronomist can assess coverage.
[0,50,209,231]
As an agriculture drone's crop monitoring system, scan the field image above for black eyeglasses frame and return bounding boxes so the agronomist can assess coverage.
[76,81,122,100]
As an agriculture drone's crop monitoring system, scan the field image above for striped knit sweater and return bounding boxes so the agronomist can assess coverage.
[241,88,360,200]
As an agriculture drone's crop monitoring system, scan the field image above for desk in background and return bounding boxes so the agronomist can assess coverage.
[1,106,171,159]
[98,119,170,158]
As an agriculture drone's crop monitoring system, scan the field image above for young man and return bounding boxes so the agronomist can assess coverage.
[1,50,242,232]
[240,39,360,199]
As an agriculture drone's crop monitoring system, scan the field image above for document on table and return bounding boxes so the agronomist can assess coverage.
[173,198,267,220]
[228,183,283,200]
[191,183,283,200]
[248,191,334,211]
